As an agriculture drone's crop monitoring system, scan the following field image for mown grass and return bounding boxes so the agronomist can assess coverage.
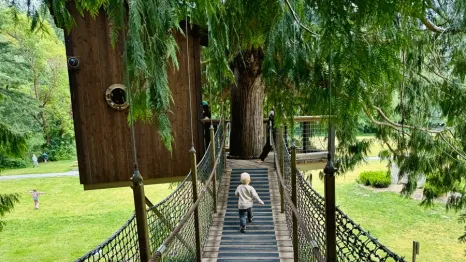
[299,161,465,262]
[0,176,173,262]
[0,160,77,176]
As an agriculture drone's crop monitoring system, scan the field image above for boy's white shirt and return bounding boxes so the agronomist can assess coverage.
[235,184,264,209]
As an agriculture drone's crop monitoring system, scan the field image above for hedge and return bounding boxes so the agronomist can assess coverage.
[358,171,391,188]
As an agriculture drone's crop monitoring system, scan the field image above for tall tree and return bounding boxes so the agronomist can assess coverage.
[0,93,25,231]
[13,0,466,240]
[0,6,73,158]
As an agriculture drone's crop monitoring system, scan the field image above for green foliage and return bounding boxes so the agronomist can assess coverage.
[358,171,391,188]
[0,157,27,169]
[0,6,75,161]
[0,193,19,231]
[10,0,466,243]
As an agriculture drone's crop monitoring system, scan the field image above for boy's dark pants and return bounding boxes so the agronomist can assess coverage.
[239,208,253,227]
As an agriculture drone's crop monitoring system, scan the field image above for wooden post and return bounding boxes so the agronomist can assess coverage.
[131,168,151,261]
[412,241,420,262]
[323,126,337,262]
[210,126,217,213]
[291,144,299,262]
[190,147,202,262]
[279,125,285,214]
[221,102,226,168]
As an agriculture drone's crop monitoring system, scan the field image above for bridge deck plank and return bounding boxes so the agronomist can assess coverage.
[202,154,294,261]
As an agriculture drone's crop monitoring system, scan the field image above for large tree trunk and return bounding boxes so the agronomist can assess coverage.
[229,47,265,158]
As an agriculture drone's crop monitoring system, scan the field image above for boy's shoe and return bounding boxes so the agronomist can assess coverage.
[240,226,246,233]
[248,216,254,223]
[256,160,263,163]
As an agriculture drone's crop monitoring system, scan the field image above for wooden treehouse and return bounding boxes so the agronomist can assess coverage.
[56,4,208,190]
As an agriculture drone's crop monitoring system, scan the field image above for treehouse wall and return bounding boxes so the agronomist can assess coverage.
[64,5,204,189]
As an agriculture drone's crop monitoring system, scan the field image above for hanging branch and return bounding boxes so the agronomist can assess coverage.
[283,0,317,37]
[372,106,446,134]
[364,105,466,161]
[420,17,464,34]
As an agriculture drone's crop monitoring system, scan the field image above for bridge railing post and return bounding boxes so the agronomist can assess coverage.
[210,125,217,213]
[131,167,151,261]
[279,125,285,214]
[291,144,299,262]
[221,102,226,170]
[324,126,337,262]
[190,147,202,262]
[412,241,420,262]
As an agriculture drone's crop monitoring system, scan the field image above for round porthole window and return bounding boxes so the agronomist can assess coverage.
[105,84,129,110]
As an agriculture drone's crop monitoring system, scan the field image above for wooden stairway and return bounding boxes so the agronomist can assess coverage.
[203,157,293,262]
[217,168,280,261]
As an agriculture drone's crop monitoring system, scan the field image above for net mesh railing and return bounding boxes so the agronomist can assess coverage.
[76,121,225,262]
[273,132,406,262]
[285,120,328,154]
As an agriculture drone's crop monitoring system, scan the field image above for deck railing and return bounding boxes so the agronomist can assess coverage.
[271,130,407,262]
[75,120,226,262]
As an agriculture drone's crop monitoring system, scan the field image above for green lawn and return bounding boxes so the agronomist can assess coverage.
[299,161,465,262]
[0,160,77,176]
[0,176,173,262]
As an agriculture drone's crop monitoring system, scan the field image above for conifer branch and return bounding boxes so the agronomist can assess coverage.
[420,17,464,34]
[283,0,317,37]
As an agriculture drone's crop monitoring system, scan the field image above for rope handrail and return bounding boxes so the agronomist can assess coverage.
[271,137,326,262]
[298,171,406,261]
[275,129,407,262]
[150,140,225,261]
[75,120,225,262]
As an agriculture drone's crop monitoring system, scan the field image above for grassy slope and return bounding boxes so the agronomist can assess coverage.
[0,160,77,176]
[299,161,465,262]
[0,176,173,262]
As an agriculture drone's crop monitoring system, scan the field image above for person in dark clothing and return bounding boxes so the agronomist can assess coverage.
[257,109,275,162]
[202,101,212,149]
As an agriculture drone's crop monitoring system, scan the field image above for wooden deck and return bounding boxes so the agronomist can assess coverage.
[202,154,294,261]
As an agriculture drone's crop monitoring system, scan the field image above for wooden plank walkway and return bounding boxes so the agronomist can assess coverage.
[202,154,294,261]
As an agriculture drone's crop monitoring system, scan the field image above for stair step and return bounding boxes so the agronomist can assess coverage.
[222,221,274,226]
[217,258,280,262]
[218,253,279,258]
[220,240,278,245]
[222,225,275,230]
[222,231,276,236]
[219,246,278,252]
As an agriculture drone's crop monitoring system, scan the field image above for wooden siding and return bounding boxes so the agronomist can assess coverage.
[64,5,203,188]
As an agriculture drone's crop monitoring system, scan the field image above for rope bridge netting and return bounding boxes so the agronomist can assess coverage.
[76,122,225,262]
[272,132,406,262]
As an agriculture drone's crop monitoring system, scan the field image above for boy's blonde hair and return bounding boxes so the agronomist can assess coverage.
[240,172,251,184]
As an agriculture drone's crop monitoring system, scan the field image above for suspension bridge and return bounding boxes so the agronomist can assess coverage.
[74,119,406,262]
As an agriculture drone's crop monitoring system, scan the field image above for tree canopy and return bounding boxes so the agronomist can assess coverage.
[0,5,74,162]
[7,0,466,242]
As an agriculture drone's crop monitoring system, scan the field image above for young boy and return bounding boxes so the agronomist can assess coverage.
[235,172,264,233]
[28,189,46,209]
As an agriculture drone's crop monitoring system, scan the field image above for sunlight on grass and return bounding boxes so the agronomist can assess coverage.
[0,160,77,176]
[298,160,465,262]
[0,176,173,261]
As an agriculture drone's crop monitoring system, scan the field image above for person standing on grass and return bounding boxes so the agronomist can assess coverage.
[235,172,264,233]
[41,152,48,163]
[28,189,46,209]
[32,154,39,167]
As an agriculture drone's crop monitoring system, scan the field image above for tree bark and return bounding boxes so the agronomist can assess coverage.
[229,47,265,158]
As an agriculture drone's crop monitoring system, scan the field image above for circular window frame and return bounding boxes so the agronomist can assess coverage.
[105,84,129,110]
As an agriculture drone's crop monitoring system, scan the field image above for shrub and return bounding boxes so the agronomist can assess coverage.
[0,158,27,169]
[358,171,391,188]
